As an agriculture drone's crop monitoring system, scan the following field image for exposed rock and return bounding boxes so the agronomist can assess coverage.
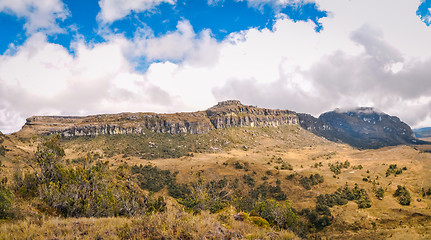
[297,107,427,149]
[19,100,298,137]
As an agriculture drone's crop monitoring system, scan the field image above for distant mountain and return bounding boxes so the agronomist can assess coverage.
[297,107,427,149]
[413,127,431,138]
[13,102,426,149]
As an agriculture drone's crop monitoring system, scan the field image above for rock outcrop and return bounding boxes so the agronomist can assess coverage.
[19,101,298,137]
[297,107,427,149]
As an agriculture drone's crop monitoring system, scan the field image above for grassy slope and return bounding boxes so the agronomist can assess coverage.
[1,125,431,239]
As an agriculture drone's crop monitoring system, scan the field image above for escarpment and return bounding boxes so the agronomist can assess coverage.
[19,100,299,137]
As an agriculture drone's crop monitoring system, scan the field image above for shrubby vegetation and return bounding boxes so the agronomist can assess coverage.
[375,187,385,199]
[422,187,431,197]
[0,145,6,157]
[393,185,411,205]
[385,164,407,177]
[299,174,324,190]
[13,136,152,217]
[300,183,371,230]
[0,178,13,219]
[328,160,350,175]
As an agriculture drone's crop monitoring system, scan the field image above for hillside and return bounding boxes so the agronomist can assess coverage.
[1,102,431,239]
[16,101,424,150]
[414,127,431,138]
[297,107,427,149]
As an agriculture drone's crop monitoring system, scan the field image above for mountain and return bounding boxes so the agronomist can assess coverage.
[297,107,426,149]
[15,102,425,149]
[413,127,431,138]
[18,100,298,137]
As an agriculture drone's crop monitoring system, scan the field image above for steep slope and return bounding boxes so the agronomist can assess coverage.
[17,100,298,137]
[298,107,426,149]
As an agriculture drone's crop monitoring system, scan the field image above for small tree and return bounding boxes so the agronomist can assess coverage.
[394,185,411,205]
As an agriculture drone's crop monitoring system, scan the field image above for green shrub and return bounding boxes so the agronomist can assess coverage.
[299,174,324,190]
[131,164,177,192]
[394,185,411,205]
[243,174,256,187]
[0,145,6,157]
[249,216,270,228]
[375,187,384,199]
[255,199,297,229]
[328,161,350,175]
[0,184,13,219]
[386,164,407,177]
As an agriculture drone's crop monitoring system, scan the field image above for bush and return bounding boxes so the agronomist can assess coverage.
[299,174,324,190]
[0,145,6,157]
[255,199,297,229]
[328,161,350,175]
[375,187,384,199]
[280,162,293,170]
[0,184,13,219]
[243,174,256,187]
[394,185,411,205]
[22,136,149,218]
[386,164,407,177]
[251,183,287,201]
[249,216,270,228]
[131,164,177,192]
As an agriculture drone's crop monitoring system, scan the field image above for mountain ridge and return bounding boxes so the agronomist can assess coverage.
[18,100,298,137]
[14,101,426,149]
[297,107,427,149]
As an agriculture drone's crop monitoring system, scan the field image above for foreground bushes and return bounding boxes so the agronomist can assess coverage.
[14,135,151,218]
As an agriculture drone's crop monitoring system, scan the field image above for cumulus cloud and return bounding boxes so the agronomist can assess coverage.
[128,21,220,66]
[0,0,68,34]
[97,0,175,23]
[0,33,182,133]
[2,0,431,134]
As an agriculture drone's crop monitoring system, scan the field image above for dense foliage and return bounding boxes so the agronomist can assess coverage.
[299,174,324,190]
[385,164,407,177]
[328,160,350,175]
[14,136,150,217]
[393,185,411,205]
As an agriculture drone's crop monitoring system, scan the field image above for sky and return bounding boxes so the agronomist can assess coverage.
[0,0,431,133]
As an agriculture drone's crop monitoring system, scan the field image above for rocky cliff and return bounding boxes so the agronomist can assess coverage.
[19,100,299,137]
[297,108,427,149]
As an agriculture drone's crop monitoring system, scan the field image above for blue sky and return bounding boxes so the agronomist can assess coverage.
[0,0,431,133]
[0,0,327,54]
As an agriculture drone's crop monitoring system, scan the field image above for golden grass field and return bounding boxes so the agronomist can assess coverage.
[1,125,431,239]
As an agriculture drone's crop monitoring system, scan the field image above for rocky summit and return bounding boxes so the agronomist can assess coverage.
[19,100,298,137]
[297,107,427,149]
[16,102,427,149]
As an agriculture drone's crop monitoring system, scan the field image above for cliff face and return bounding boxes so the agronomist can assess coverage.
[20,100,299,137]
[297,108,426,149]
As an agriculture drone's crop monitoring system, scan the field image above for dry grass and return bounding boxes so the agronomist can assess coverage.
[0,206,298,240]
[2,125,431,239]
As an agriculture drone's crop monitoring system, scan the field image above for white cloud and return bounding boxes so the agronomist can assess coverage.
[0,0,68,34]
[98,0,175,23]
[128,21,220,66]
[2,0,431,134]
[0,33,183,133]
[141,0,431,128]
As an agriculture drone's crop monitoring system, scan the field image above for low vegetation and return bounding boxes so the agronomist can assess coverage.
[393,185,411,205]
[299,173,324,190]
[328,160,350,175]
[385,164,407,177]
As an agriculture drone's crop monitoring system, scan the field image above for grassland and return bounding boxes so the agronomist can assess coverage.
[1,125,431,239]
